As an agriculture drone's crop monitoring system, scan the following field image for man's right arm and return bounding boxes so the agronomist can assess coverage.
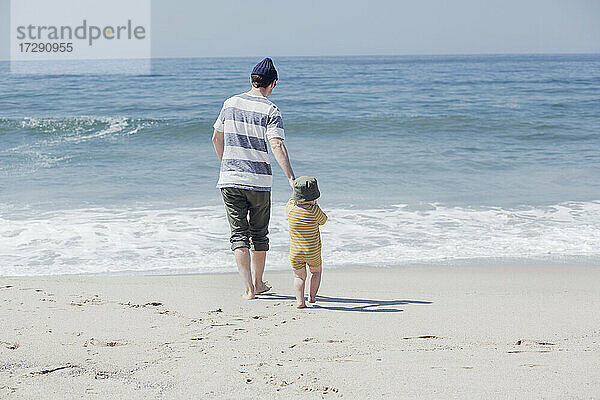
[268,137,295,188]
[212,129,224,161]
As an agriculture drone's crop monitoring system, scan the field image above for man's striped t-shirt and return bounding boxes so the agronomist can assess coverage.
[213,93,284,191]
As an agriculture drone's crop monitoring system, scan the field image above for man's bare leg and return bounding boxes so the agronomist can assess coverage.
[252,250,271,294]
[308,270,321,303]
[234,247,255,299]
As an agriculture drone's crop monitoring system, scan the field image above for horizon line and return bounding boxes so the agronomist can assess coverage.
[1,51,600,62]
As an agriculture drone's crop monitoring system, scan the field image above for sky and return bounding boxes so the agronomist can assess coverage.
[1,0,599,60]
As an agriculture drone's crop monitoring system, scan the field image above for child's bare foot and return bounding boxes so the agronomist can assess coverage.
[296,303,307,309]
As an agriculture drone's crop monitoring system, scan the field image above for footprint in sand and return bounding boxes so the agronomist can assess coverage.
[70,296,105,307]
[507,350,552,353]
[515,339,555,346]
[402,335,439,339]
[119,301,141,308]
[509,339,556,353]
[1,341,19,350]
[84,338,127,347]
[119,301,163,308]
[94,371,112,379]
[302,385,340,395]
[32,364,77,375]
[289,337,316,348]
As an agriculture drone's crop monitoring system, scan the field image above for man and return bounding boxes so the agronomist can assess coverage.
[212,57,295,299]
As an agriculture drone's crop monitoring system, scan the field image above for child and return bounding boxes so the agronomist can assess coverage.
[286,176,327,308]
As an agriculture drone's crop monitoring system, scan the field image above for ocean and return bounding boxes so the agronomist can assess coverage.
[1,54,599,275]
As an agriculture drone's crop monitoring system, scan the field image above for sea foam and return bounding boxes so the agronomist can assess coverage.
[2,201,599,276]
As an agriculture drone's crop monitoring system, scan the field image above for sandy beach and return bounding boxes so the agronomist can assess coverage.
[1,265,599,399]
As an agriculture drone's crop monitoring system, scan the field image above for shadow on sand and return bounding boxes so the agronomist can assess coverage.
[259,293,432,313]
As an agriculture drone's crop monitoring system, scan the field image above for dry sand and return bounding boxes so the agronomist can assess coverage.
[1,265,599,399]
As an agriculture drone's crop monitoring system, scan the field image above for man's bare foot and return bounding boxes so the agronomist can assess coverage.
[255,281,271,294]
[308,297,316,303]
[296,303,307,309]
[243,290,256,300]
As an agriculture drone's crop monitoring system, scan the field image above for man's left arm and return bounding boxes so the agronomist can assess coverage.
[269,138,295,188]
[266,107,294,188]
[212,129,224,161]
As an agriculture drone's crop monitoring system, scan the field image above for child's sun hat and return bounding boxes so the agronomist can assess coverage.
[292,176,320,203]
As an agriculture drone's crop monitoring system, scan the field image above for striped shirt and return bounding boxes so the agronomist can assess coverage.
[286,199,328,261]
[213,93,285,191]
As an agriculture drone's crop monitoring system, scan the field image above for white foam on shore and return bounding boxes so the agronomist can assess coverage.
[2,201,600,276]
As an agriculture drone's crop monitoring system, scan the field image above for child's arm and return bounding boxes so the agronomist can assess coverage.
[313,205,328,225]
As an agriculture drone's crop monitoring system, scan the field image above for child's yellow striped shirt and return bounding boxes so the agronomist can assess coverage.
[285,199,327,259]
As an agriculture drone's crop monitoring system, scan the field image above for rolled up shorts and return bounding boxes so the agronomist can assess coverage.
[221,187,270,251]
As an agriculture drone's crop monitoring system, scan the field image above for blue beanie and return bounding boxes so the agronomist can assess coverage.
[251,57,278,80]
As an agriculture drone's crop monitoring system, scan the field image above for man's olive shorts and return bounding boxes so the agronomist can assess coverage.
[220,187,270,251]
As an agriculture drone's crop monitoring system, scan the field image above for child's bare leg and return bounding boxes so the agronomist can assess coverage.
[293,268,307,308]
[308,270,321,303]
